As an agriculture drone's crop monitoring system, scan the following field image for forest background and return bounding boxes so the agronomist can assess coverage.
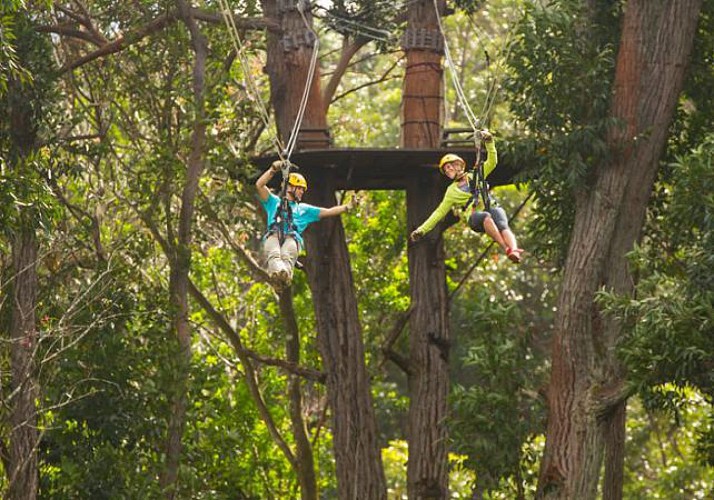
[0,0,713,499]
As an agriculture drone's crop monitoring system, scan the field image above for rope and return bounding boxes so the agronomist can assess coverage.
[217,0,319,166]
[282,0,320,161]
[432,0,481,146]
[218,0,283,157]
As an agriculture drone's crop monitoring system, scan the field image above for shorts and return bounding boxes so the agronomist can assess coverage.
[468,207,509,233]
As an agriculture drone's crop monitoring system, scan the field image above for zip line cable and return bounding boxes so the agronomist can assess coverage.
[312,5,393,43]
[218,0,281,154]
[217,0,319,167]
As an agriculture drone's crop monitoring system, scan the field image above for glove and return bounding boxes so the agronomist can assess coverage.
[345,192,362,211]
[270,160,285,172]
[410,230,423,242]
[480,129,493,143]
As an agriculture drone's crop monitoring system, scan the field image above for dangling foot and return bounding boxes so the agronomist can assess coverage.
[506,247,524,264]
[276,269,292,287]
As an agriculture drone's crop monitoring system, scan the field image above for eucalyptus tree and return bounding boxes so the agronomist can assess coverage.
[34,0,309,497]
[506,1,704,498]
[259,0,417,497]
[0,7,57,498]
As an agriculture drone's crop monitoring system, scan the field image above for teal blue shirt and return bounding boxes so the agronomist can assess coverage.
[261,192,321,247]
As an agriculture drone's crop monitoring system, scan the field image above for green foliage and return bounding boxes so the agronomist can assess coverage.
[449,280,547,495]
[39,264,172,498]
[0,1,42,95]
[504,0,620,266]
[599,136,714,480]
[624,392,714,500]
[0,150,62,236]
[601,136,714,394]
[381,439,476,499]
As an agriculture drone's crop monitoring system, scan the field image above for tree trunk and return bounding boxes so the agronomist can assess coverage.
[261,1,386,497]
[8,225,40,500]
[5,45,40,500]
[262,0,329,150]
[536,2,703,499]
[304,171,387,499]
[159,2,208,497]
[402,1,449,498]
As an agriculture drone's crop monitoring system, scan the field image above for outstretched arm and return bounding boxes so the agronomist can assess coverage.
[318,192,359,219]
[319,204,350,219]
[410,194,453,241]
[256,161,282,202]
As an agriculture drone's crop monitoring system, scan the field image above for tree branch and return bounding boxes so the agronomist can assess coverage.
[49,8,275,74]
[594,380,635,418]
[187,280,297,467]
[379,307,414,375]
[330,55,402,105]
[322,37,368,113]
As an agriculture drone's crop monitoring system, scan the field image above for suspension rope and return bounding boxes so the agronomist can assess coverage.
[432,0,481,143]
[217,0,319,167]
[218,0,283,156]
[282,0,320,161]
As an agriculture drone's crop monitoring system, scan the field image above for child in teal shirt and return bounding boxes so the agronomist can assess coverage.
[256,162,354,286]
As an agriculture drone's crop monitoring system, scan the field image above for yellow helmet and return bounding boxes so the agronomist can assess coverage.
[288,172,307,190]
[438,153,465,173]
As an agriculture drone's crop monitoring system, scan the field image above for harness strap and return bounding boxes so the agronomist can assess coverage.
[268,197,299,246]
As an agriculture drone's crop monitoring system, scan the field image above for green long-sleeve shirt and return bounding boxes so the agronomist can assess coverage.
[415,141,498,236]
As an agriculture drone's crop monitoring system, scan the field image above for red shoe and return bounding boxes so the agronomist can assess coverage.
[506,247,524,263]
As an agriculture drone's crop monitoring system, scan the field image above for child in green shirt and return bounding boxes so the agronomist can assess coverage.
[409,130,524,263]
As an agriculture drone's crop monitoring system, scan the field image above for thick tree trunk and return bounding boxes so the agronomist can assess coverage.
[8,225,40,500]
[6,46,40,499]
[159,2,208,498]
[262,1,386,497]
[304,172,387,499]
[536,2,703,499]
[262,0,328,150]
[402,1,449,498]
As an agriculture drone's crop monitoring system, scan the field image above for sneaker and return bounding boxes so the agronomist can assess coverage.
[277,269,292,286]
[506,247,524,264]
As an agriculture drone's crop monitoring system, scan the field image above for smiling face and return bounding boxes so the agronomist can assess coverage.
[441,159,465,180]
[287,184,305,202]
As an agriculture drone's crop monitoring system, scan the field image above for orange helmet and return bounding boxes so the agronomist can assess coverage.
[288,173,307,190]
[438,153,465,173]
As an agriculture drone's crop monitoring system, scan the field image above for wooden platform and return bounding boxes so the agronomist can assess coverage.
[252,147,521,191]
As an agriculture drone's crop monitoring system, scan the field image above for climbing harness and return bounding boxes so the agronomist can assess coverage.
[266,171,307,246]
[472,152,492,211]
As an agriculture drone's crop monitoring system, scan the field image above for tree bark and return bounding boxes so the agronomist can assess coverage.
[159,1,208,498]
[303,171,387,499]
[402,1,449,498]
[261,1,386,498]
[5,43,41,499]
[8,225,40,500]
[536,2,703,499]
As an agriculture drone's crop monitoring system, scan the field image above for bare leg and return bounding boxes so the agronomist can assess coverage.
[483,216,508,251]
[501,228,518,251]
